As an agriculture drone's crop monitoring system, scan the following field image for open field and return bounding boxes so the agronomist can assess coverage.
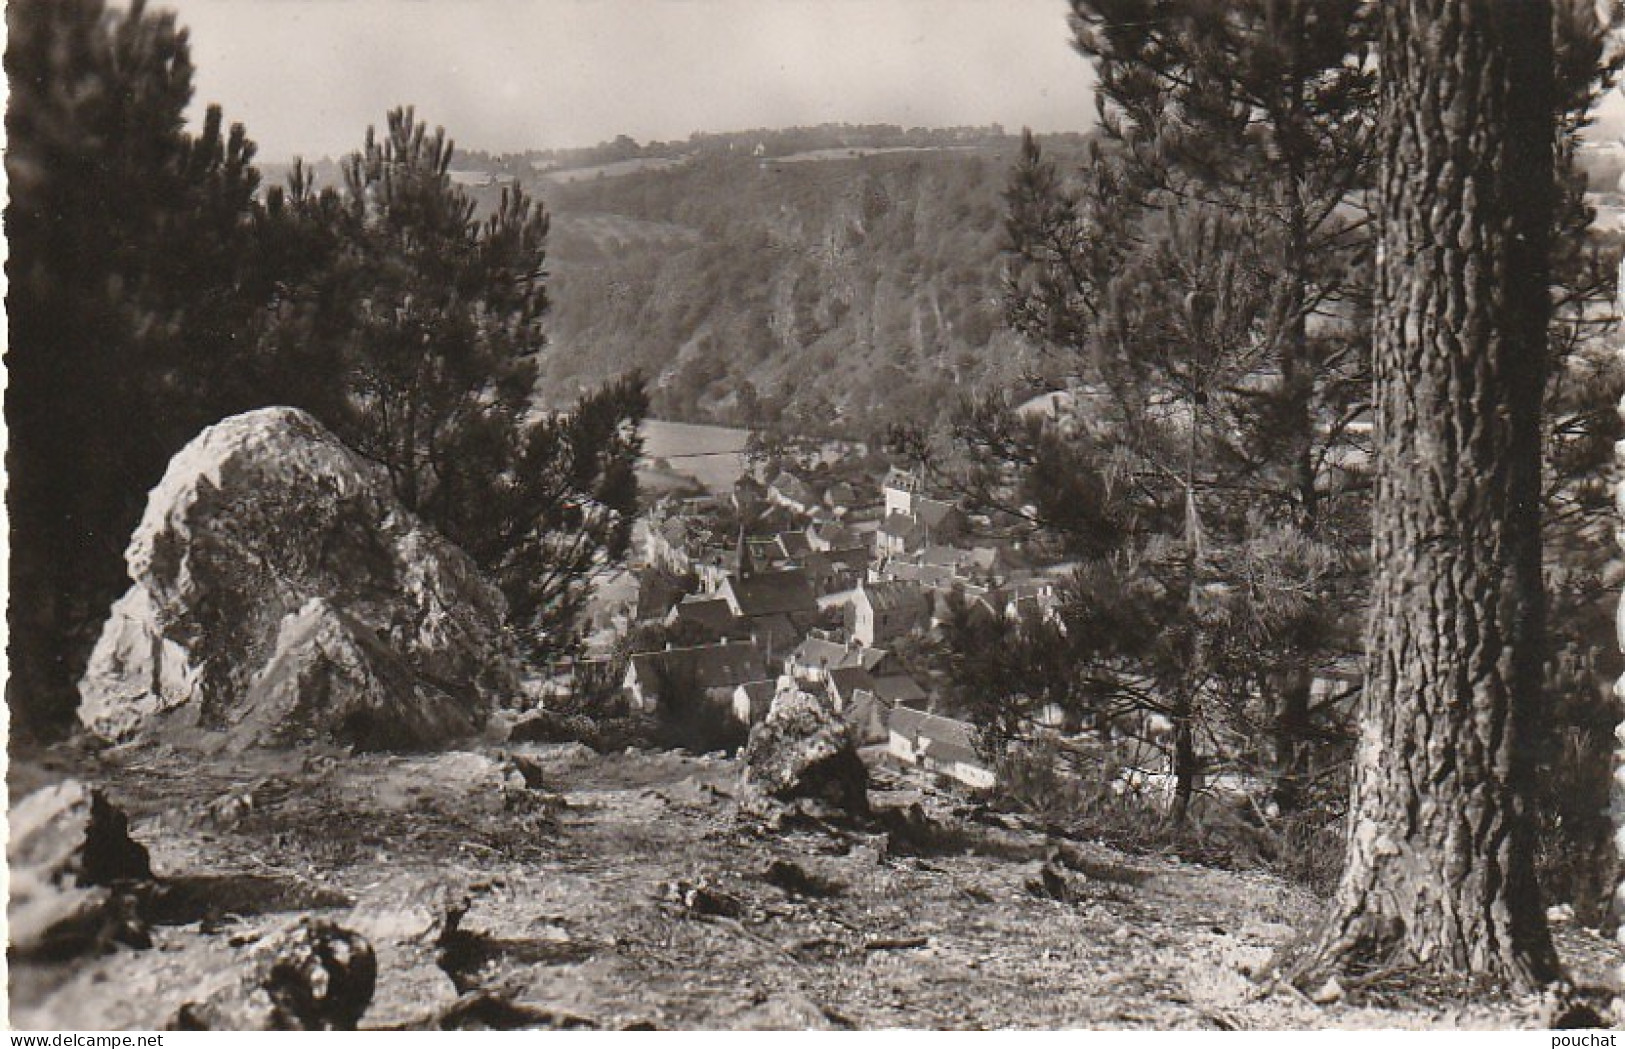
[641,419,752,494]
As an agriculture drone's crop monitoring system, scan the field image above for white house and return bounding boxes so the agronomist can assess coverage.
[882,467,922,517]
[887,707,995,790]
[731,679,778,725]
[783,636,892,685]
[851,580,930,648]
[622,639,767,713]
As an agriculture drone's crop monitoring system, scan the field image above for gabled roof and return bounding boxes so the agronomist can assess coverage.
[914,497,958,530]
[788,637,851,669]
[742,612,800,651]
[751,503,798,533]
[628,640,767,692]
[787,637,891,673]
[871,673,927,705]
[659,516,690,546]
[666,597,738,635]
[811,521,858,548]
[823,481,859,506]
[826,665,877,704]
[770,473,819,506]
[851,646,893,672]
[821,544,870,566]
[775,531,812,559]
[970,546,1006,570]
[801,549,867,591]
[842,688,889,738]
[888,708,983,768]
[859,581,930,616]
[725,568,819,618]
[930,587,1001,622]
[881,511,924,535]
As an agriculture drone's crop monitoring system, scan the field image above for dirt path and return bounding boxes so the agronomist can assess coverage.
[10,742,1620,1029]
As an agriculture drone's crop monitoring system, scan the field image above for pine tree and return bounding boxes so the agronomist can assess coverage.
[1287,0,1562,989]
[7,8,652,731]
[966,124,1363,818]
[1065,0,1378,811]
[271,108,648,659]
[5,0,265,736]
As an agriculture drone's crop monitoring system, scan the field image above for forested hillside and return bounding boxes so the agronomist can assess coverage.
[536,143,1072,434]
[262,130,1093,435]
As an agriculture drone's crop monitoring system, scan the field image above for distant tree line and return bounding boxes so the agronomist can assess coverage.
[459,122,1051,176]
[5,0,647,740]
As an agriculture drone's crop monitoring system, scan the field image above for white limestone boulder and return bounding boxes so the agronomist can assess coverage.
[78,407,519,750]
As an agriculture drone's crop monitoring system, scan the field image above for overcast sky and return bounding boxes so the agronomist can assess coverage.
[156,0,1101,162]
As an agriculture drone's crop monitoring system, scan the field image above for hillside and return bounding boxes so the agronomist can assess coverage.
[537,144,1044,434]
[258,127,1091,435]
[14,739,1618,1030]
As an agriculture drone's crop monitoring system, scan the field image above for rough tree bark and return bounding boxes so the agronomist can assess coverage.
[1615,280,1625,987]
[1288,0,1561,990]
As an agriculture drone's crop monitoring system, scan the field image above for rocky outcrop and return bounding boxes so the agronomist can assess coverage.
[507,709,604,751]
[79,407,520,751]
[8,780,153,959]
[739,686,869,816]
[171,918,377,1030]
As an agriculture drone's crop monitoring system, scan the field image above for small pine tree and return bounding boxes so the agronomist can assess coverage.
[1066,0,1379,811]
[964,131,1361,819]
[268,107,648,661]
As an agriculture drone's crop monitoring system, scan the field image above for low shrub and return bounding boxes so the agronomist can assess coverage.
[1534,725,1618,929]
[1268,807,1345,897]
[993,737,1346,892]
[653,695,748,755]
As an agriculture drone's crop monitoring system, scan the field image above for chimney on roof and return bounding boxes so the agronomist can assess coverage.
[665,641,674,651]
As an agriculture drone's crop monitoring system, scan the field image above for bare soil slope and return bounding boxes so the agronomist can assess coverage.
[9,742,1619,1030]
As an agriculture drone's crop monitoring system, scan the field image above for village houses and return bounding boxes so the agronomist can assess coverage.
[731,679,779,726]
[888,707,996,790]
[623,639,768,713]
[611,444,1057,798]
[850,580,931,648]
[784,636,893,684]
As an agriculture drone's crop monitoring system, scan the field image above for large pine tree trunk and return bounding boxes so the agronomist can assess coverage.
[1615,377,1625,987]
[1289,0,1561,990]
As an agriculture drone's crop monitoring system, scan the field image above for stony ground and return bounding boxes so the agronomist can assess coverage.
[10,740,1622,1030]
